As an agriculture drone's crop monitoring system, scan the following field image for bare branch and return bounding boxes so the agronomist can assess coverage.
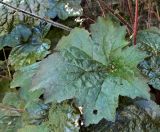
[0,1,72,31]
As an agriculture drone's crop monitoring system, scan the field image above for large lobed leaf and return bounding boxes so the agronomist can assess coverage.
[31,17,150,125]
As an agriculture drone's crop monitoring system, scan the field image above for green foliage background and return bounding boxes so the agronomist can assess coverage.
[0,0,159,131]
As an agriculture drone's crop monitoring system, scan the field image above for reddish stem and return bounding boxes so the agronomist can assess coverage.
[127,0,134,25]
[133,0,139,46]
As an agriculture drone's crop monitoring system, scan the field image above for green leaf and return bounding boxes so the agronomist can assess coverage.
[136,27,160,54]
[11,63,50,125]
[46,101,80,132]
[0,24,50,69]
[32,17,150,125]
[2,92,23,108]
[47,0,82,20]
[8,41,50,70]
[139,56,160,90]
[18,125,49,132]
[82,103,160,131]
[135,99,160,118]
[0,25,32,50]
[137,28,160,90]
[11,63,42,103]
[17,101,80,132]
[90,18,128,56]
[149,78,160,90]
[0,103,22,132]
[24,101,49,123]
[0,0,47,36]
[0,0,82,36]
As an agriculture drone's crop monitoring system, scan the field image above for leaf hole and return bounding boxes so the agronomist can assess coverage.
[16,87,21,90]
[93,109,98,115]
[39,94,45,100]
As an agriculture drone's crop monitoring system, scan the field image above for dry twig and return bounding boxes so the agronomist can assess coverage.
[0,1,72,31]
